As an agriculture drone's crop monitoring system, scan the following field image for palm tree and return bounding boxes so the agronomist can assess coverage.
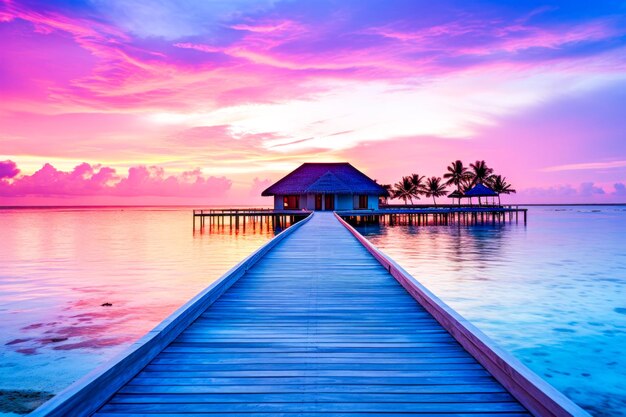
[380,184,392,205]
[459,176,473,193]
[392,176,416,204]
[491,175,516,206]
[424,177,448,207]
[409,173,426,202]
[443,160,471,192]
[469,160,494,187]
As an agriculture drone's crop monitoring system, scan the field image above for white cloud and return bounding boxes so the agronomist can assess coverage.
[146,66,620,152]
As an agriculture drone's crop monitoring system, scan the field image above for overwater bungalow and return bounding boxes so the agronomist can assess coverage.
[261,162,389,211]
[464,183,499,206]
[448,189,465,205]
[194,164,526,229]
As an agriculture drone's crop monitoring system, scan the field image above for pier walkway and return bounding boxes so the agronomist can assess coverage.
[99,211,527,416]
[35,212,588,417]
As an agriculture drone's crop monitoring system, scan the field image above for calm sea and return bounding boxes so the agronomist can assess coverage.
[0,206,624,415]
[0,207,281,415]
[354,206,626,416]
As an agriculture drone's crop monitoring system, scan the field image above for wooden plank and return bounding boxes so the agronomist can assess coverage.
[164,345,469,353]
[158,350,472,358]
[152,356,478,364]
[95,413,531,417]
[135,369,491,377]
[98,402,527,413]
[108,392,517,403]
[142,363,484,371]
[119,383,507,394]
[335,213,590,417]
[127,376,500,386]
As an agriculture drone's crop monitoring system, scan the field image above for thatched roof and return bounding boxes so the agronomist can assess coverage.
[305,171,352,194]
[464,183,498,197]
[262,163,389,196]
[447,190,464,199]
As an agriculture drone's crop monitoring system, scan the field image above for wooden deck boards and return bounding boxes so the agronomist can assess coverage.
[95,212,529,416]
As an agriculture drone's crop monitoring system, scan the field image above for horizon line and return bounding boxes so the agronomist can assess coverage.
[1,203,626,209]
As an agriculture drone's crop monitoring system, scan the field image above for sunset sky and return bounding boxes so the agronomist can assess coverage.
[1,0,625,204]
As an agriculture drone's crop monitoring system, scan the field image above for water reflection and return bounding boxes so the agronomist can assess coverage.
[358,221,513,272]
[1,207,624,415]
[0,207,276,411]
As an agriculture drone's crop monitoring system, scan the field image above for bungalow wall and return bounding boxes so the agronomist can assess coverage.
[273,195,282,210]
[273,193,379,211]
[368,195,379,209]
[304,193,316,210]
[351,194,379,210]
[273,194,312,210]
[335,194,352,210]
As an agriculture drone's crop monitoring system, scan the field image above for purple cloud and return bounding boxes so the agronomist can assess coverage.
[613,183,626,197]
[0,162,232,198]
[249,177,272,197]
[0,160,20,179]
[579,182,606,197]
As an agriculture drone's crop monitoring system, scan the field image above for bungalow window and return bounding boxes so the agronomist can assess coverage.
[358,195,368,209]
[283,195,299,209]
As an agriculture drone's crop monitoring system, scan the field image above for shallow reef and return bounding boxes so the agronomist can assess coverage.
[0,390,54,414]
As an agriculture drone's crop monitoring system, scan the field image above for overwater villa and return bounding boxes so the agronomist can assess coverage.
[261,162,388,211]
[194,162,526,230]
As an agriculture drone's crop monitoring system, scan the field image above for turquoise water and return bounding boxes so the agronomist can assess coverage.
[0,207,279,415]
[354,206,626,416]
[0,206,624,415]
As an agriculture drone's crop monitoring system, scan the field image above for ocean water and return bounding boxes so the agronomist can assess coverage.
[0,207,281,415]
[354,206,626,416]
[0,206,624,416]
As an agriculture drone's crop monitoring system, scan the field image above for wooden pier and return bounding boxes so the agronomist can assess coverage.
[339,206,528,226]
[193,208,310,231]
[34,212,586,417]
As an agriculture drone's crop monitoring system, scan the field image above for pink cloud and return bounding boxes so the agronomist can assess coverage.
[170,124,329,166]
[220,20,421,75]
[613,183,626,197]
[249,177,272,197]
[1,1,625,207]
[169,125,276,164]
[508,182,626,204]
[0,160,20,179]
[173,42,221,53]
[1,4,335,116]
[543,160,626,172]
[1,3,264,113]
[0,161,231,198]
[3,0,623,120]
[231,21,295,33]
[368,21,481,44]
[369,18,621,58]
[0,162,118,196]
[487,20,620,54]
[579,182,606,197]
[114,165,230,197]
